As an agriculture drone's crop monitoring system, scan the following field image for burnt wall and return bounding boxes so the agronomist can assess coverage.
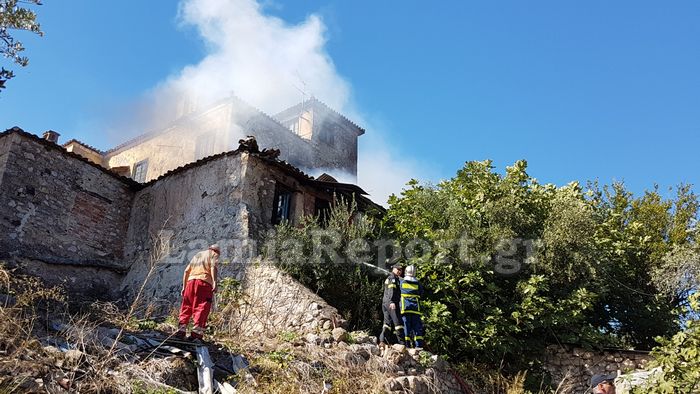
[0,132,135,270]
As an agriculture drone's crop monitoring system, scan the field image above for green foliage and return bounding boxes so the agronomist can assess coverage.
[384,160,698,375]
[264,197,383,330]
[136,319,158,331]
[277,330,299,342]
[131,381,180,394]
[0,0,43,90]
[385,160,596,368]
[217,277,242,304]
[632,294,700,394]
[264,349,294,367]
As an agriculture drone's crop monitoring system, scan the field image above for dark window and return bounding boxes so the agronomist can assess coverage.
[195,132,216,159]
[315,198,331,227]
[319,129,335,147]
[133,160,149,183]
[272,184,293,225]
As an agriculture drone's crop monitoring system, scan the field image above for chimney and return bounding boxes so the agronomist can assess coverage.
[42,130,60,144]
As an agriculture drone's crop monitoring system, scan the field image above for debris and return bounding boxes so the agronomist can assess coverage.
[231,354,256,386]
[215,380,237,394]
[196,345,215,394]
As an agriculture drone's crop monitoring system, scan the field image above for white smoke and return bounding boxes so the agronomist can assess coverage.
[139,0,426,205]
[164,0,349,114]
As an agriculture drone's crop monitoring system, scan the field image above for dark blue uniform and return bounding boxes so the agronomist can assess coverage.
[400,276,424,348]
[379,272,405,345]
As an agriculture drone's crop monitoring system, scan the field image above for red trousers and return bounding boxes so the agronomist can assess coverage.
[178,279,213,333]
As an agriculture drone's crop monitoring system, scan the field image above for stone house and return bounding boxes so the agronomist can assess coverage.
[63,96,364,183]
[0,97,379,309]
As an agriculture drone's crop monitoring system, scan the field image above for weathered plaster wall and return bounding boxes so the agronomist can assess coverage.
[118,151,344,336]
[0,131,356,340]
[105,99,360,184]
[119,152,252,303]
[64,143,103,165]
[543,345,651,393]
[105,103,235,182]
[0,133,134,270]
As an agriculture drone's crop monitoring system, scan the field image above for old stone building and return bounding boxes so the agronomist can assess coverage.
[0,111,379,316]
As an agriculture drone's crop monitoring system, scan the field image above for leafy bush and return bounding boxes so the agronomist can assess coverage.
[264,198,383,330]
[384,160,698,376]
[632,293,700,394]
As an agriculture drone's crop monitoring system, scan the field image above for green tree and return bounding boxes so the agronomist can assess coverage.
[589,183,697,348]
[0,0,43,90]
[384,160,698,382]
[385,160,598,371]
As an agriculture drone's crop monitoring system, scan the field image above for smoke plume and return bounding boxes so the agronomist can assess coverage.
[136,0,426,205]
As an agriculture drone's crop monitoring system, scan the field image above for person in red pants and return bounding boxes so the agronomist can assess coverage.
[176,244,219,340]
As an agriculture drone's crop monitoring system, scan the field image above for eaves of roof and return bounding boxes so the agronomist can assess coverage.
[1,127,141,189]
[62,138,105,154]
[104,95,296,156]
[307,97,365,136]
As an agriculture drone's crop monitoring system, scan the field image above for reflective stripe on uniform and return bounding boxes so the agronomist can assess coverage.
[401,282,419,290]
[387,284,397,288]
[403,310,422,315]
[394,325,404,330]
[401,294,420,298]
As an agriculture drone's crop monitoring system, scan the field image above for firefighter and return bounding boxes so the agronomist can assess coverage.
[379,262,405,346]
[176,244,219,341]
[400,265,424,348]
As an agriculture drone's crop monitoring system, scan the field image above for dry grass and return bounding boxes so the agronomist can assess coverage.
[233,340,391,394]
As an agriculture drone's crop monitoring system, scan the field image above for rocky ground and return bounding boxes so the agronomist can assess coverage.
[0,266,471,393]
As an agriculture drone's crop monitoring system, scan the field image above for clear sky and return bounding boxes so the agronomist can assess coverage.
[1,1,699,203]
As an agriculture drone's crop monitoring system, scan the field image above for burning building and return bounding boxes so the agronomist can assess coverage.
[0,97,380,310]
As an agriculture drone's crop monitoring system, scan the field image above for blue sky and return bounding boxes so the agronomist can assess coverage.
[1,1,699,202]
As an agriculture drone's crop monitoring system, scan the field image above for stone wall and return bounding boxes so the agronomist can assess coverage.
[240,154,332,240]
[543,345,651,393]
[118,151,347,334]
[0,129,364,347]
[0,131,135,270]
[232,261,346,337]
[119,151,250,303]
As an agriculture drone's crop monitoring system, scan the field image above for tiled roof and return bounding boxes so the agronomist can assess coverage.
[274,97,365,136]
[1,127,383,211]
[62,139,105,154]
[104,95,294,155]
[308,97,365,135]
[0,127,140,189]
